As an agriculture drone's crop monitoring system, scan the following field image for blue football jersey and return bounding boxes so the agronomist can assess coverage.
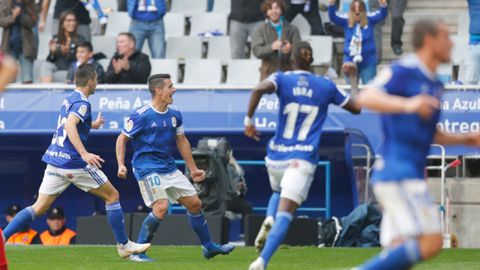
[266,70,350,164]
[122,104,184,179]
[370,54,444,182]
[42,90,92,169]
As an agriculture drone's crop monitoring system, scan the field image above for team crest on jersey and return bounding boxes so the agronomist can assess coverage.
[66,173,74,180]
[171,117,177,127]
[78,105,88,117]
[125,119,134,132]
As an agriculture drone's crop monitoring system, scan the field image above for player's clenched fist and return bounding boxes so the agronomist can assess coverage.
[117,165,128,179]
[191,169,206,182]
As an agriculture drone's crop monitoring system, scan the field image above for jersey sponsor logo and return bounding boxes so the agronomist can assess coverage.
[151,122,158,128]
[78,105,88,117]
[171,117,177,127]
[125,119,134,132]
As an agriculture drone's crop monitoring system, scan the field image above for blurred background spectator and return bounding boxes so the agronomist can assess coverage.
[389,0,407,56]
[285,0,326,35]
[328,0,387,87]
[39,0,92,41]
[465,0,479,84]
[252,0,301,80]
[117,0,127,12]
[0,0,38,84]
[4,205,41,245]
[105,32,151,84]
[40,207,76,246]
[66,41,105,84]
[39,11,86,83]
[229,0,264,59]
[127,0,167,59]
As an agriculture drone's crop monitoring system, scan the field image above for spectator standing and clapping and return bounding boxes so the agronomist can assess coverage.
[465,0,480,84]
[105,32,151,84]
[66,41,105,84]
[252,0,301,80]
[40,207,76,246]
[285,0,326,35]
[229,0,264,59]
[0,0,37,84]
[39,11,86,83]
[127,0,167,59]
[328,0,387,91]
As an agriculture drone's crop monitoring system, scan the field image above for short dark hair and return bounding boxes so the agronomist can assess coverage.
[412,20,441,49]
[261,0,286,15]
[148,74,171,96]
[76,41,93,52]
[118,32,136,46]
[74,64,97,87]
[291,41,313,70]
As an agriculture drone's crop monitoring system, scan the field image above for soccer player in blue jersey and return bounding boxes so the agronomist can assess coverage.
[2,64,151,258]
[353,20,480,270]
[244,41,361,270]
[115,73,235,262]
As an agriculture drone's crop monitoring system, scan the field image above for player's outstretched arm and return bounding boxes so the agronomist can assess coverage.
[357,86,439,119]
[65,114,104,168]
[244,79,276,141]
[0,55,17,92]
[176,133,206,182]
[115,133,130,179]
[435,129,480,146]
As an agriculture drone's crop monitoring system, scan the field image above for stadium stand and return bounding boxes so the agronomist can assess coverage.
[150,59,180,83]
[189,13,229,36]
[183,59,222,84]
[91,35,117,58]
[164,12,186,38]
[212,0,232,14]
[105,12,130,36]
[165,36,203,59]
[170,0,208,16]
[226,59,261,85]
[207,36,232,60]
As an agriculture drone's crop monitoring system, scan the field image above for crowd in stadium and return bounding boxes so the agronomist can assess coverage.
[0,0,477,86]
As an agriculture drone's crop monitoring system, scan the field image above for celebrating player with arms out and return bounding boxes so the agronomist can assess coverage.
[354,20,480,270]
[116,73,235,262]
[2,64,150,259]
[244,41,361,270]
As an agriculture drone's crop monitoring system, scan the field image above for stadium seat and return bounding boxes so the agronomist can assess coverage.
[170,0,208,16]
[207,36,231,60]
[37,33,51,60]
[166,36,203,59]
[291,14,311,39]
[150,59,179,83]
[101,0,118,12]
[226,59,261,85]
[183,59,222,84]
[457,11,469,37]
[451,35,469,66]
[164,12,186,38]
[304,36,333,66]
[212,0,231,14]
[91,35,117,58]
[189,13,228,36]
[53,70,68,83]
[105,12,130,36]
[98,59,110,71]
[436,63,453,83]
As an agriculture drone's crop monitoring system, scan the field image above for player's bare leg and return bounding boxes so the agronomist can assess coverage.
[130,199,168,262]
[178,195,235,259]
[249,198,299,270]
[89,181,151,258]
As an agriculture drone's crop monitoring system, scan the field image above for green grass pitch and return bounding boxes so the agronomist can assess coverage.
[5,245,480,270]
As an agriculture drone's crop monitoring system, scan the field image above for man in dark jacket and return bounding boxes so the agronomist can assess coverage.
[105,32,151,84]
[252,0,301,80]
[229,0,264,59]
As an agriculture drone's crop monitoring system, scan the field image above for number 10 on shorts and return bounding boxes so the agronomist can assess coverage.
[146,174,161,187]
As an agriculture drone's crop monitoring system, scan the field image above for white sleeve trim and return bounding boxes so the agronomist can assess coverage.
[69,112,85,122]
[121,130,132,138]
[339,94,351,108]
[267,78,278,92]
[176,125,185,135]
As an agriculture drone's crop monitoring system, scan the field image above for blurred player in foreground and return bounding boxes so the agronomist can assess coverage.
[244,41,361,270]
[2,64,150,259]
[116,73,235,262]
[354,20,480,270]
[0,51,17,92]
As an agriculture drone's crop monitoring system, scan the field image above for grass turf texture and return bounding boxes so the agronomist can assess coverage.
[5,245,480,270]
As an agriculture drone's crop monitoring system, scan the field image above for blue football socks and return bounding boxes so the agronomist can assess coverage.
[105,202,128,245]
[3,206,36,240]
[358,239,422,270]
[266,192,280,219]
[187,211,214,249]
[137,212,162,244]
[260,211,293,267]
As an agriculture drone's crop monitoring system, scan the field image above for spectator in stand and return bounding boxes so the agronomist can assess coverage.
[40,207,76,246]
[105,32,151,84]
[252,0,301,80]
[127,0,167,59]
[0,0,37,84]
[465,0,480,84]
[118,0,127,12]
[39,0,92,41]
[39,11,86,83]
[229,0,264,59]
[0,51,17,92]
[4,205,41,245]
[285,0,326,35]
[328,0,387,89]
[66,41,105,84]
[389,0,407,56]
